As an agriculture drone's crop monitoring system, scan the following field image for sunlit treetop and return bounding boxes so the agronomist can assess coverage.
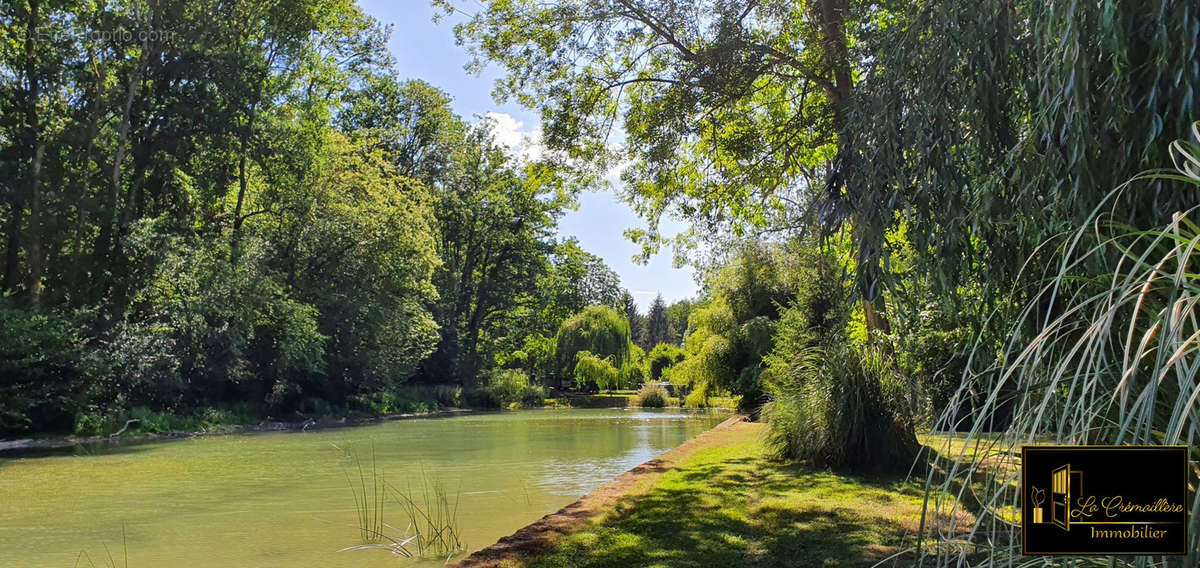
[440,0,868,260]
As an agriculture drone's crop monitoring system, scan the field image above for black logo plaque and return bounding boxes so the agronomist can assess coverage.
[1021,446,1189,555]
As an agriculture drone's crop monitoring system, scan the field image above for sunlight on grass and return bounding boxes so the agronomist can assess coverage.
[525,424,967,568]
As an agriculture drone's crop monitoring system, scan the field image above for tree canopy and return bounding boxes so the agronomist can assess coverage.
[553,305,634,385]
[0,0,628,433]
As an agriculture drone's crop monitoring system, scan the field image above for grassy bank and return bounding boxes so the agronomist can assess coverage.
[468,422,956,568]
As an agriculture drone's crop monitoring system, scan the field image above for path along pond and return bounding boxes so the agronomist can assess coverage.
[0,408,729,567]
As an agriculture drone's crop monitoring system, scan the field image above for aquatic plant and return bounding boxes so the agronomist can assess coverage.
[337,442,385,544]
[74,524,128,568]
[337,443,463,560]
[388,472,464,560]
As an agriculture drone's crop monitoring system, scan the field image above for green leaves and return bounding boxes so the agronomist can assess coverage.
[553,305,634,384]
[921,125,1200,564]
[452,0,843,260]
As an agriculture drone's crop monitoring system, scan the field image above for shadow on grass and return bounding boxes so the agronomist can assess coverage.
[530,442,922,568]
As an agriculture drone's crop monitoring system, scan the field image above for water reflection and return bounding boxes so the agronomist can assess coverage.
[0,408,728,568]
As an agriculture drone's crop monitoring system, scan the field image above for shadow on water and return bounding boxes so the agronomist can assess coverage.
[0,439,164,462]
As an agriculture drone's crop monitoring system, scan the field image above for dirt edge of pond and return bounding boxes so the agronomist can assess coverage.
[454,413,751,568]
[0,408,477,454]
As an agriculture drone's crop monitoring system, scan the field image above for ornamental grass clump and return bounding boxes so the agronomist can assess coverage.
[634,383,668,408]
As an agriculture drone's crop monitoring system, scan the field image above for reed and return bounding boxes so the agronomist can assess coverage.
[388,470,464,560]
[337,441,385,544]
[918,123,1200,565]
[74,524,128,568]
[337,442,464,561]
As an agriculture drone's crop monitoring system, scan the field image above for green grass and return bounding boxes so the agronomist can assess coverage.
[525,423,935,568]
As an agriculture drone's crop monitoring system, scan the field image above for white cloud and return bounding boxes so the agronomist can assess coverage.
[483,111,543,162]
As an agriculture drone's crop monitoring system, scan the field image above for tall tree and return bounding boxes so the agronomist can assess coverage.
[644,293,671,348]
[664,299,694,345]
[446,0,892,329]
[620,290,646,349]
[846,0,1200,317]
[421,126,569,383]
[553,305,633,387]
[335,76,580,384]
[338,76,465,181]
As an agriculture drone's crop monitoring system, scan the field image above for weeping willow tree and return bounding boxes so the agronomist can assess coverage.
[919,131,1200,568]
[846,0,1200,326]
[552,305,633,386]
[845,1,1200,562]
[572,351,620,391]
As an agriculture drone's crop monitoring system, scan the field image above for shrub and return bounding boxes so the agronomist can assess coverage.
[763,341,918,473]
[477,369,545,408]
[349,385,465,415]
[634,383,667,408]
[73,411,118,436]
[0,303,90,434]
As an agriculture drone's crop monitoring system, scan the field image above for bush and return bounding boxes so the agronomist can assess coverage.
[350,385,465,415]
[0,303,90,434]
[634,383,667,408]
[73,404,262,436]
[763,342,918,473]
[477,369,545,408]
[73,410,118,436]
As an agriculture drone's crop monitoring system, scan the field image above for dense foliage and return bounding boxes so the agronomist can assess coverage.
[552,305,633,388]
[0,0,635,434]
[8,5,1200,561]
[644,343,684,382]
[450,0,1200,490]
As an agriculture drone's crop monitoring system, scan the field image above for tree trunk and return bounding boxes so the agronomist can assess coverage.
[22,0,44,304]
[230,99,257,266]
[69,46,104,298]
[3,196,23,295]
[862,295,891,335]
[817,0,891,334]
[97,2,148,269]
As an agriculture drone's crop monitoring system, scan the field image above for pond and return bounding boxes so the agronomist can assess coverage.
[0,408,729,567]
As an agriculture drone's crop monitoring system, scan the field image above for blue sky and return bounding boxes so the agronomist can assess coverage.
[358,0,697,312]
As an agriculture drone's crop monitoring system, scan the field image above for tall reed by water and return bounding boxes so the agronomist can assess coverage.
[74,524,128,568]
[919,124,1200,565]
[389,471,464,560]
[337,441,386,544]
[337,442,464,560]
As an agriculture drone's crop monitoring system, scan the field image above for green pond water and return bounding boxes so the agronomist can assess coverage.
[0,408,729,567]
